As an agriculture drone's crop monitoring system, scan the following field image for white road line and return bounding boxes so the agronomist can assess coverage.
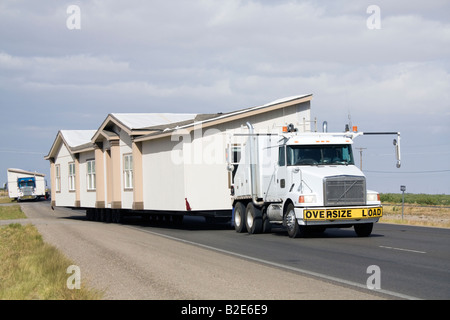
[127,225,421,300]
[379,246,426,254]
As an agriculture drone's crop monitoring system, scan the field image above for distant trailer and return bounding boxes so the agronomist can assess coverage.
[7,168,48,201]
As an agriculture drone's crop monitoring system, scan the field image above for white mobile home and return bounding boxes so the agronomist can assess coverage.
[45,94,312,220]
[46,130,97,208]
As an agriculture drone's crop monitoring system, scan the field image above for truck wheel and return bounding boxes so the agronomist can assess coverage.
[233,202,247,233]
[354,223,373,237]
[245,203,263,234]
[262,214,272,233]
[284,203,306,238]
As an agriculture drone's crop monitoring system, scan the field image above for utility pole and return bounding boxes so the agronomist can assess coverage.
[400,185,406,220]
[356,147,367,170]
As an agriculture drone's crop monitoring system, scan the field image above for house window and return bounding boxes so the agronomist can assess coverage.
[55,164,61,192]
[87,160,96,191]
[68,162,76,191]
[124,154,133,190]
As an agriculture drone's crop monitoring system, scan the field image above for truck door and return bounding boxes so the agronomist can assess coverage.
[276,146,288,198]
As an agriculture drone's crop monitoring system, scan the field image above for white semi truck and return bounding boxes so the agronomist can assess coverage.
[7,168,48,201]
[229,122,401,238]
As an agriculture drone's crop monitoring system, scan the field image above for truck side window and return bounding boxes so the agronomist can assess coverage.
[278,146,286,166]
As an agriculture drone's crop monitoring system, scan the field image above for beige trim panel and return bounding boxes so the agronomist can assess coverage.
[94,144,106,208]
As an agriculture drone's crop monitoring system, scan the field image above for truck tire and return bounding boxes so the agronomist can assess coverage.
[245,202,263,234]
[354,223,373,237]
[284,203,306,238]
[233,202,247,233]
[262,214,272,233]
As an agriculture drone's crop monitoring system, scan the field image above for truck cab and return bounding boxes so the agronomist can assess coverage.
[17,177,37,201]
[272,133,381,237]
[230,123,389,238]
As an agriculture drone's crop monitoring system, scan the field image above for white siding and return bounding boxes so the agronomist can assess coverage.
[140,102,310,211]
[79,151,96,208]
[142,138,186,211]
[54,143,76,207]
[120,129,133,209]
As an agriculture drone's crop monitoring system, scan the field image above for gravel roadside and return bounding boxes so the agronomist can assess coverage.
[16,202,385,300]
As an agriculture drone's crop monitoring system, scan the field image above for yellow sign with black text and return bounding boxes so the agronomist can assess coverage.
[303,207,383,221]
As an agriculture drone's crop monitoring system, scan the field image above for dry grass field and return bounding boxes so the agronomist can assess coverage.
[381,204,450,228]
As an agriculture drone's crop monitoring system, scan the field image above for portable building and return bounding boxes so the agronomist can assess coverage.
[45,94,313,218]
[7,168,47,201]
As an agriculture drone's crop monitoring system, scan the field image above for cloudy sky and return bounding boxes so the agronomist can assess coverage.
[1,0,449,194]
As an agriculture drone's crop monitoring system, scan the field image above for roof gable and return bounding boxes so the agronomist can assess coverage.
[45,130,96,160]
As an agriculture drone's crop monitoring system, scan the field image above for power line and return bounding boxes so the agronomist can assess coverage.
[365,169,450,174]
[0,149,44,155]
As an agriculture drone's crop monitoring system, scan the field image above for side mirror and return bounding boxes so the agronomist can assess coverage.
[393,136,401,168]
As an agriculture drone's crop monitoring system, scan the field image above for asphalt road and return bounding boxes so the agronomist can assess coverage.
[128,213,450,300]
[8,201,450,300]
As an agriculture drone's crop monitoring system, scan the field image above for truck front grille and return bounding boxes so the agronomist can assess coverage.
[21,186,34,196]
[324,176,366,206]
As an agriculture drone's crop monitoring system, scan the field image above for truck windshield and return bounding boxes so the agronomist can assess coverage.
[19,179,36,188]
[286,144,354,166]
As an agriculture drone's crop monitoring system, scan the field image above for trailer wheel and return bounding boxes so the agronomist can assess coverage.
[94,210,101,222]
[245,202,263,234]
[105,210,112,223]
[112,210,122,223]
[86,209,93,221]
[284,203,306,238]
[116,211,123,224]
[354,223,373,237]
[233,202,247,233]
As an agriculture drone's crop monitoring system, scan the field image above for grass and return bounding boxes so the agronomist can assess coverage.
[0,205,27,220]
[0,223,103,300]
[380,193,450,228]
[0,197,13,204]
[380,193,450,206]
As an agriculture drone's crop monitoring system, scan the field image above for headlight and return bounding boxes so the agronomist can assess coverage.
[367,192,380,202]
[299,194,317,204]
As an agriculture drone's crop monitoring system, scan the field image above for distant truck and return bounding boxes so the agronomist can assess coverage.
[7,168,48,201]
[229,122,401,238]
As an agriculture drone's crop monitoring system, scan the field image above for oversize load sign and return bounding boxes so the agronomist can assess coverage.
[304,207,383,221]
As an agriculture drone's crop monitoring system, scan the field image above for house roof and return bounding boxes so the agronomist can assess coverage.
[110,113,198,130]
[7,168,46,177]
[91,113,199,142]
[60,130,97,148]
[44,130,97,160]
[134,94,312,142]
[45,94,313,159]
